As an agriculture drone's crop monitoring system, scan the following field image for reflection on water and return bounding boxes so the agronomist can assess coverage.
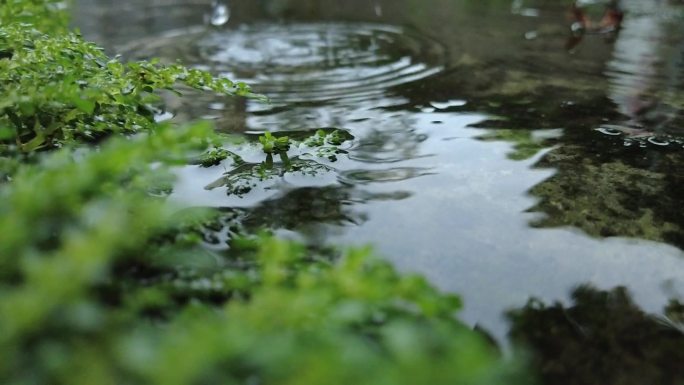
[528,142,684,247]
[601,0,684,144]
[74,0,684,374]
[508,285,684,385]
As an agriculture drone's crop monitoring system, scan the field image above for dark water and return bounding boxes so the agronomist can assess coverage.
[73,0,684,377]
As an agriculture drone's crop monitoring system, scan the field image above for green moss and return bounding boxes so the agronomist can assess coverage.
[508,286,684,385]
[529,147,682,242]
[478,129,555,161]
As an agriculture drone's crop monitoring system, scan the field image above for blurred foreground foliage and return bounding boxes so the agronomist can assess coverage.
[0,0,529,384]
[0,0,69,32]
[0,124,528,384]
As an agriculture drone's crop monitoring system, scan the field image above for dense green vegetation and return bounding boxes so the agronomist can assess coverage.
[0,1,529,384]
[0,23,256,158]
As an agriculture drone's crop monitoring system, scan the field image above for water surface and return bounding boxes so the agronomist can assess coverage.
[74,0,684,347]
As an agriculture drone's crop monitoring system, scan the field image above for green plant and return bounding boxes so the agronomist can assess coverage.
[205,155,335,196]
[259,131,291,154]
[302,129,353,160]
[197,146,242,168]
[0,0,69,32]
[0,24,261,156]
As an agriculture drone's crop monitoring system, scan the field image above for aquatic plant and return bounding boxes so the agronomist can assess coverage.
[202,129,354,196]
[205,155,336,196]
[197,146,242,168]
[304,129,353,147]
[259,131,291,154]
[302,128,354,160]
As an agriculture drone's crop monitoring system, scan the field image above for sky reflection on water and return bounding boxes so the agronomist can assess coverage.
[73,0,684,341]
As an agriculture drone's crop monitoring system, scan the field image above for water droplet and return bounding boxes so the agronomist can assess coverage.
[154,111,174,122]
[596,126,622,136]
[209,1,230,27]
[570,22,585,33]
[374,3,383,17]
[208,102,225,110]
[519,8,540,17]
[430,100,467,110]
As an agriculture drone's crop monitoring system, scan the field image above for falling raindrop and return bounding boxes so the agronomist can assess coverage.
[524,31,538,40]
[209,0,230,27]
[154,110,175,122]
[519,8,540,17]
[374,3,383,17]
[208,102,226,111]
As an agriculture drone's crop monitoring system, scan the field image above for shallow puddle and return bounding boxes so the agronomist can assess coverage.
[74,0,684,349]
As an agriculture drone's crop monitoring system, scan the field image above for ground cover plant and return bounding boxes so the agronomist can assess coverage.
[0,1,530,384]
[0,26,255,156]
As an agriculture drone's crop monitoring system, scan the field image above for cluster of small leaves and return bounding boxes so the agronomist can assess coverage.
[0,23,261,156]
[259,131,291,154]
[311,129,353,146]
[303,128,354,160]
[156,207,247,250]
[196,146,242,168]
[205,154,335,196]
[198,129,355,196]
[202,128,353,169]
[0,0,69,32]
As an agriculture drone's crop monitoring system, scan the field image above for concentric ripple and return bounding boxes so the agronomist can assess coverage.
[123,22,447,103]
